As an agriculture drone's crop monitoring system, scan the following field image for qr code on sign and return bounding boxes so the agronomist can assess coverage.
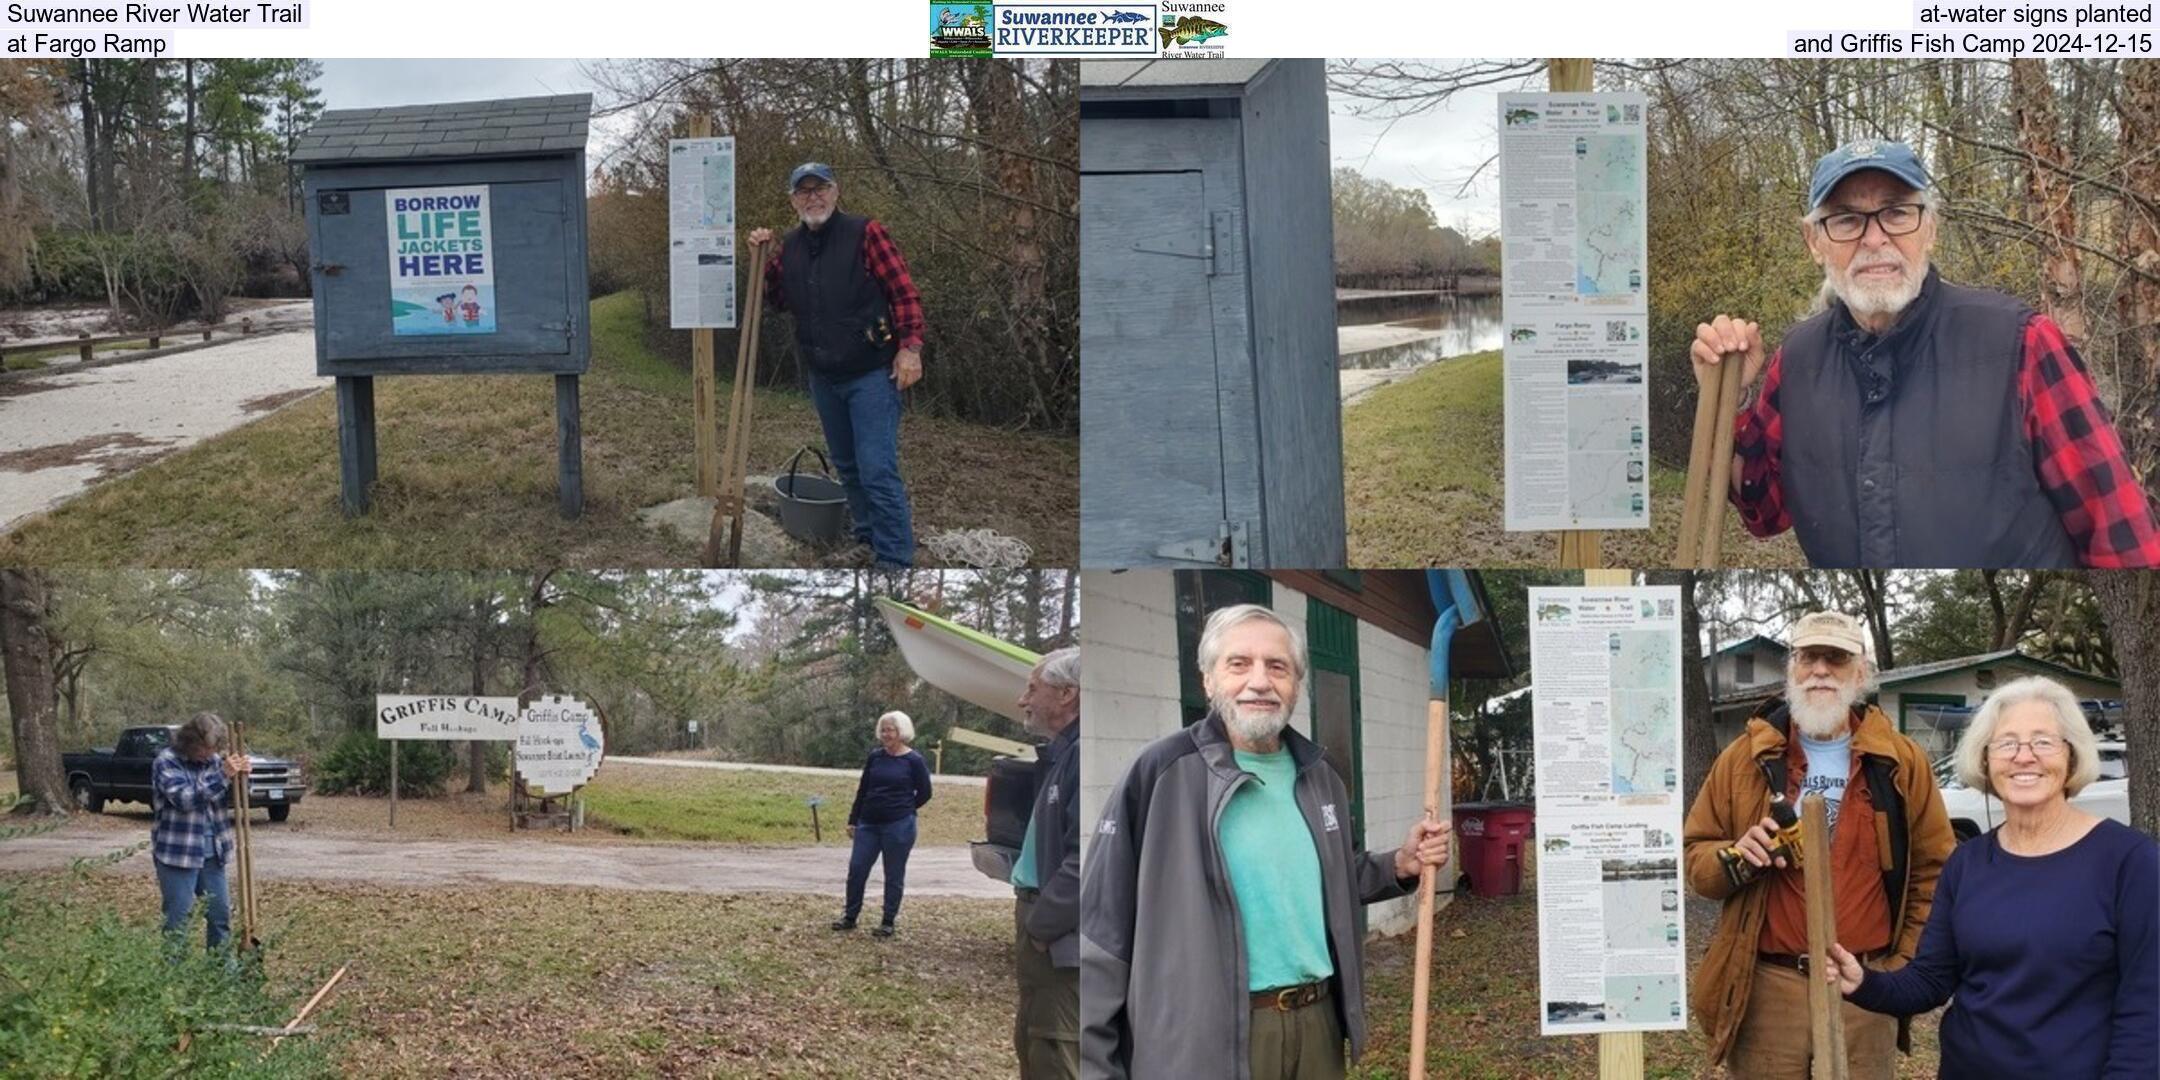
[1624,105,1640,123]
[1658,599,1675,618]
[1606,320,1629,342]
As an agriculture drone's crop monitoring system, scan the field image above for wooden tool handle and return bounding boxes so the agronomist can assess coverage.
[1674,360,1724,567]
[1801,794,1848,1080]
[1408,698,1448,1080]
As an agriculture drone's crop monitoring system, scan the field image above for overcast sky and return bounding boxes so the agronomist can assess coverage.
[316,59,636,162]
[1327,65,1546,238]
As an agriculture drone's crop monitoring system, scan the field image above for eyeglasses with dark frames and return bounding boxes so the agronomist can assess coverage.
[1816,203,1927,243]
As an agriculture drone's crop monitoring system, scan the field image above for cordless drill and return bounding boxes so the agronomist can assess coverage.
[1716,788,1804,890]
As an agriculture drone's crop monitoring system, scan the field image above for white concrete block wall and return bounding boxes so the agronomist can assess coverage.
[1080,571,1184,857]
[1356,621,1452,936]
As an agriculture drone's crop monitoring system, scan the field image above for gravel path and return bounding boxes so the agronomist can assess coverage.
[0,824,1009,899]
[0,326,326,532]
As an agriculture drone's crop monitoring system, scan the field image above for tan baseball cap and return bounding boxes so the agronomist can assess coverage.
[1790,611,1867,656]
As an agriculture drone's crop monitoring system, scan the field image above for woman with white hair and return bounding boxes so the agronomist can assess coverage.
[835,710,932,937]
[1826,675,2157,1078]
[151,712,250,951]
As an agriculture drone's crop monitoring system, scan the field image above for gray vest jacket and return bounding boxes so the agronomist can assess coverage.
[1024,719,1082,968]
[1776,267,2078,567]
[1079,715,1410,1080]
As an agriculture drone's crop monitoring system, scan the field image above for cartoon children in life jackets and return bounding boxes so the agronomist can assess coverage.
[436,293,458,324]
[459,284,483,325]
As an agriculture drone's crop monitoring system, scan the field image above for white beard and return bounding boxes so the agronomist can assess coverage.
[800,208,833,229]
[1213,689,1294,746]
[1826,251,1928,324]
[1787,675,1861,739]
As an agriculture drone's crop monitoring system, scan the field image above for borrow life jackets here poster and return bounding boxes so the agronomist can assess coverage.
[386,184,497,335]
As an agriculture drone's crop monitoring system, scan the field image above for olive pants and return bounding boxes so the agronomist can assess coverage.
[1248,991,1346,1080]
[1013,895,1078,1079]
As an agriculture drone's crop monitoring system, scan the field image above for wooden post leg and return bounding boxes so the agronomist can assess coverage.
[356,376,378,492]
[556,374,584,519]
[335,376,374,516]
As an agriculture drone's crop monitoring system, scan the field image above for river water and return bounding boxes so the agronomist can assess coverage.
[1337,292,1504,370]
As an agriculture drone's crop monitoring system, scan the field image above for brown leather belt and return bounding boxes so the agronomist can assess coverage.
[1759,948,1887,974]
[1758,951,1812,973]
[1250,979,1330,1012]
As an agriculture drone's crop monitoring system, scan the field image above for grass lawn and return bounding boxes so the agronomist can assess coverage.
[579,761,984,846]
[4,867,1017,1079]
[1344,352,1806,568]
[55,761,986,848]
[0,292,1078,567]
[1352,891,1942,1079]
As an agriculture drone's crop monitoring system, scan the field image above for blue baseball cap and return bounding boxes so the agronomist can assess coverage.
[1808,140,1930,212]
[787,162,835,193]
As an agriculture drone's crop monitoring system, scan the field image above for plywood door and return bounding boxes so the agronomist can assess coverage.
[314,179,573,365]
[1080,168,1231,566]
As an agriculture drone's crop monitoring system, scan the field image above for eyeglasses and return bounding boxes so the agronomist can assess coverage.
[1792,647,1857,670]
[1987,736,2064,759]
[1816,203,1926,243]
[791,183,833,199]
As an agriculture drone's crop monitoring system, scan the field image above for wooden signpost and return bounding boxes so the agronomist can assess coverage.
[1550,57,1603,571]
[1580,564,1642,1079]
[1802,794,1849,1080]
[690,114,721,500]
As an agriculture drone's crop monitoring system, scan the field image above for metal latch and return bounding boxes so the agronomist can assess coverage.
[1153,520,1249,567]
[312,262,346,277]
[1132,211,1239,277]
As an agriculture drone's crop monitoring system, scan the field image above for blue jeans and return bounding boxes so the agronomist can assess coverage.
[156,853,230,950]
[844,814,918,925]
[807,366,914,567]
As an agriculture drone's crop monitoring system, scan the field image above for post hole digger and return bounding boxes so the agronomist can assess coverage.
[231,721,262,955]
[1407,570,1487,1080]
[1674,320,1758,568]
[703,234,773,568]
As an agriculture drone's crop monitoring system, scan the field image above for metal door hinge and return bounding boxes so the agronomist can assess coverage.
[1153,520,1249,567]
[1132,210,1240,277]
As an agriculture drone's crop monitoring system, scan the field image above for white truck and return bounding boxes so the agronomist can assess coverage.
[1935,739,2131,842]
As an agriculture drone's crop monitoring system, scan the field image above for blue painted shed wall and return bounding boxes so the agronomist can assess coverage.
[303,153,591,377]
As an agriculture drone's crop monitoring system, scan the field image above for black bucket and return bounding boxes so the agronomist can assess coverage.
[772,446,849,544]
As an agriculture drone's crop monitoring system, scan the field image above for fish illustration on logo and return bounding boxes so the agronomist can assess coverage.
[1159,14,1228,47]
[1104,9,1149,21]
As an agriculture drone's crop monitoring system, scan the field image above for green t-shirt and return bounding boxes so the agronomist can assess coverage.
[1011,804,1040,890]
[1220,748,1334,992]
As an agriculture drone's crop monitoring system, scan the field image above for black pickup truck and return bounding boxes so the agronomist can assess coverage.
[63,725,307,822]
[972,754,1039,882]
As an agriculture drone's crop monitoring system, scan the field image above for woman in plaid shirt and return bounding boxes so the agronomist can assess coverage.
[151,713,249,950]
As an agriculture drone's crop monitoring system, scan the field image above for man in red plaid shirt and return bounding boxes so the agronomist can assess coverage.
[1693,140,2158,568]
[748,162,925,568]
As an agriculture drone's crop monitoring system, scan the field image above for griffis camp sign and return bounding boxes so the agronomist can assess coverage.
[386,184,497,336]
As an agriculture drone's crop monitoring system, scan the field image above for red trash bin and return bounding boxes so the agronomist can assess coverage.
[1452,801,1535,898]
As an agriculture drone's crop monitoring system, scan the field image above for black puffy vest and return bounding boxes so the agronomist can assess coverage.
[1775,267,2078,568]
[778,211,898,378]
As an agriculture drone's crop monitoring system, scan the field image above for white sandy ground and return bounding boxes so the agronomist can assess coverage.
[0,826,1009,899]
[1337,319,1458,405]
[0,328,329,533]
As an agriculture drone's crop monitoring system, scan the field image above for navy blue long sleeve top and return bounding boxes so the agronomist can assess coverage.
[847,748,932,827]
[1846,817,2158,1079]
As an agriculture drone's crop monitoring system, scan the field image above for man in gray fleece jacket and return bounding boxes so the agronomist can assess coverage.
[1079,603,1453,1080]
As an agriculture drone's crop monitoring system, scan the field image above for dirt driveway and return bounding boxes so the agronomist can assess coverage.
[0,825,1007,899]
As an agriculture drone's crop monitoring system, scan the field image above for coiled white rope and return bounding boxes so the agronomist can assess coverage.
[922,527,1034,569]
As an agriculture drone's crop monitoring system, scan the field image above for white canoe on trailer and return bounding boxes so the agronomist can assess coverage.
[873,596,1041,729]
